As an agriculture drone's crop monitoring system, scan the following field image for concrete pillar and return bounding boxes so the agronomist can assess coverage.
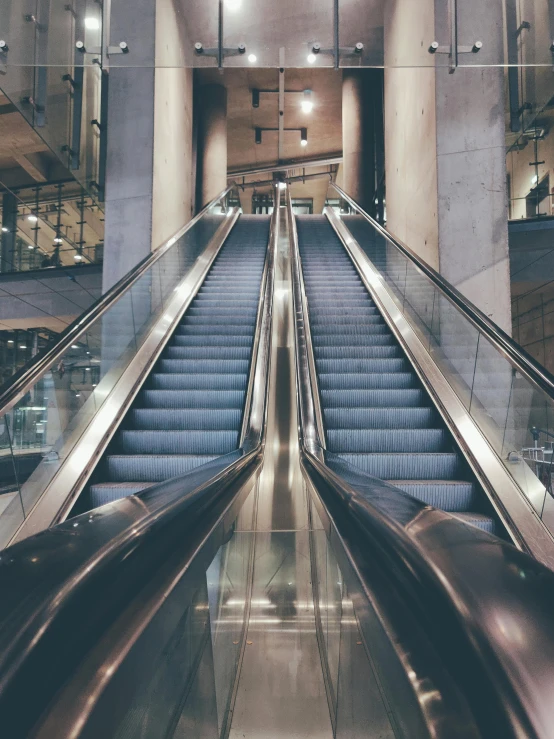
[342,71,376,214]
[197,85,228,209]
[384,0,511,332]
[1,192,17,274]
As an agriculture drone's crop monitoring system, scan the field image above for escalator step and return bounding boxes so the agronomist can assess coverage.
[140,389,245,409]
[106,454,219,481]
[117,430,238,455]
[129,408,242,430]
[149,373,248,391]
[324,407,437,429]
[318,372,418,390]
[391,481,479,512]
[327,429,448,453]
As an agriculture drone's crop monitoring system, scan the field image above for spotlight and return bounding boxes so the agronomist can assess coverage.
[27,215,38,223]
[1,227,8,233]
[300,128,308,146]
[27,244,34,250]
[84,17,100,30]
[301,90,313,114]
[53,237,63,244]
[252,89,260,108]
[255,127,262,144]
[278,181,287,190]
[248,53,257,63]
[74,253,83,262]
[307,53,316,64]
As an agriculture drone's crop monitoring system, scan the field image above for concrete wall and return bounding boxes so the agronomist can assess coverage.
[152,0,195,248]
[102,0,195,289]
[384,0,511,332]
[384,0,439,269]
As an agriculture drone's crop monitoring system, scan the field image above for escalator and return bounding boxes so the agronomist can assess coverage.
[0,185,272,544]
[2,188,554,739]
[86,217,268,508]
[296,215,497,533]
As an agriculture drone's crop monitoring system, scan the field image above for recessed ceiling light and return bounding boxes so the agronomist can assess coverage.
[301,90,313,113]
[19,345,27,349]
[307,53,316,64]
[248,53,257,63]
[84,17,100,30]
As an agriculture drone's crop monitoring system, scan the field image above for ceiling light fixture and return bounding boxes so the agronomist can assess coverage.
[27,215,38,223]
[225,0,242,10]
[307,53,316,64]
[301,90,313,113]
[531,174,538,185]
[84,17,100,30]
[74,253,83,261]
[255,127,262,144]
[28,244,34,250]
[248,53,257,63]
[53,237,63,244]
[1,227,8,233]
[300,127,308,146]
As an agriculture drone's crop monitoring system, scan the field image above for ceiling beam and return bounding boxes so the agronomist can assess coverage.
[12,152,48,183]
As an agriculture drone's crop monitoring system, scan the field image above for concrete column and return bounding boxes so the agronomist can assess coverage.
[101,0,156,291]
[384,0,511,332]
[1,192,17,274]
[197,85,228,209]
[342,71,376,214]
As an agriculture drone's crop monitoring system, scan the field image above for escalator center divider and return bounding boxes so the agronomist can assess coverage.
[80,215,270,511]
[296,215,499,534]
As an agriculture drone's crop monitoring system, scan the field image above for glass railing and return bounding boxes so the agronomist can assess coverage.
[326,181,554,539]
[0,186,238,548]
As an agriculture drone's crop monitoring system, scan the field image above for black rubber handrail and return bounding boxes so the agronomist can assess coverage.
[331,182,554,399]
[0,184,236,416]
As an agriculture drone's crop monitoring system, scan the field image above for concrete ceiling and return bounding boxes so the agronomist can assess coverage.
[198,67,343,206]
[0,93,72,190]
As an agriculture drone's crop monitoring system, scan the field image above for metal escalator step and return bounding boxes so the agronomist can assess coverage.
[324,407,437,429]
[117,430,238,455]
[321,389,427,408]
[140,389,245,409]
[311,315,383,326]
[174,324,254,336]
[106,455,219,482]
[180,315,257,327]
[130,408,242,431]
[317,358,409,374]
[165,346,251,360]
[89,482,153,507]
[338,452,464,480]
[157,359,249,374]
[391,481,478,512]
[170,335,253,347]
[313,323,389,335]
[315,346,402,359]
[314,334,395,347]
[327,429,448,453]
[150,373,248,391]
[318,372,418,391]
